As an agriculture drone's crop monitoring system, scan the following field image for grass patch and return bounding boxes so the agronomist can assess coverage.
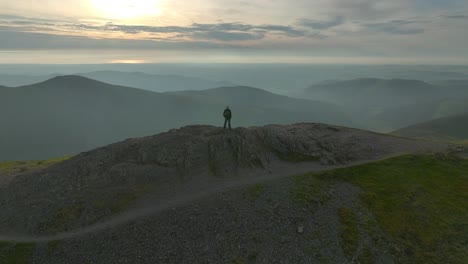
[292,174,330,205]
[313,154,468,263]
[248,184,265,199]
[358,247,375,264]
[1,243,35,264]
[0,241,10,250]
[39,204,84,233]
[232,258,246,264]
[110,187,152,214]
[0,156,71,175]
[207,141,218,176]
[0,241,10,264]
[47,240,61,256]
[338,207,359,259]
[39,186,152,233]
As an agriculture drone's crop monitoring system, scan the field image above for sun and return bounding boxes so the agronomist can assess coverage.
[91,0,162,19]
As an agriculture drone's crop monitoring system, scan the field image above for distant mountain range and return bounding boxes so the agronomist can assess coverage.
[304,78,468,131]
[0,71,234,92]
[305,78,460,107]
[0,76,351,161]
[393,113,468,141]
[80,71,235,92]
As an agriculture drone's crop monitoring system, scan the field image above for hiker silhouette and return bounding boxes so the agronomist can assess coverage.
[223,106,232,129]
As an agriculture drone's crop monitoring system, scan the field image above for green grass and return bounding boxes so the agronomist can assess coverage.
[338,207,359,259]
[0,243,35,264]
[248,184,265,199]
[47,240,61,256]
[232,258,246,264]
[358,247,374,264]
[207,141,218,176]
[0,241,9,250]
[308,154,468,263]
[292,174,330,205]
[37,186,152,233]
[39,204,84,232]
[110,186,152,214]
[0,156,71,175]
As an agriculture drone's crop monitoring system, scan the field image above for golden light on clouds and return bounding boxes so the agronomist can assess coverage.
[91,0,162,19]
[109,59,147,64]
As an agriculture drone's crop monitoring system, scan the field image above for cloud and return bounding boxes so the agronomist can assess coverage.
[362,20,426,35]
[192,31,264,41]
[298,16,345,30]
[99,22,307,39]
[0,30,235,50]
[0,13,310,43]
[441,14,468,19]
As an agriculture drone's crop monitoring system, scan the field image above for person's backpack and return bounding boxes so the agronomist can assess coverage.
[223,109,232,119]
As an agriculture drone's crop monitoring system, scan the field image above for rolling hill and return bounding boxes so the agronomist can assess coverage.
[393,113,468,140]
[0,76,351,161]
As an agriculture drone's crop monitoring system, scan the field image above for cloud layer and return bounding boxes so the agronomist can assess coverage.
[0,0,467,63]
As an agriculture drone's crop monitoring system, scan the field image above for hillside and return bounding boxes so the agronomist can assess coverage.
[0,124,465,263]
[393,113,468,140]
[0,76,350,161]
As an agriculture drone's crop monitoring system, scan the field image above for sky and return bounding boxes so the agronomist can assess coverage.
[0,0,468,64]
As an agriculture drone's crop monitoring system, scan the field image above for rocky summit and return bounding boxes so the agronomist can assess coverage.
[0,123,462,264]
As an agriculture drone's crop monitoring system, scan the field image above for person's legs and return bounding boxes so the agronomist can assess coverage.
[228,119,232,129]
[224,118,228,129]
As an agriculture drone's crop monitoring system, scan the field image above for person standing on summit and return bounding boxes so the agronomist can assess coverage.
[223,106,232,129]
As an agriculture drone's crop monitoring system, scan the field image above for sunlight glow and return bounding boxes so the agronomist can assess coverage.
[109,59,147,64]
[91,0,162,19]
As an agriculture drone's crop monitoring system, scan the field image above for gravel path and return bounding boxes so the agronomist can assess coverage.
[27,175,396,263]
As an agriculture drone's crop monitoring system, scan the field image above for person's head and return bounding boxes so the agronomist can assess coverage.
[226,106,230,109]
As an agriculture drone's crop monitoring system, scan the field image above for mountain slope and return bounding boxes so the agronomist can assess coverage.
[393,113,468,140]
[0,124,464,263]
[0,76,350,161]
